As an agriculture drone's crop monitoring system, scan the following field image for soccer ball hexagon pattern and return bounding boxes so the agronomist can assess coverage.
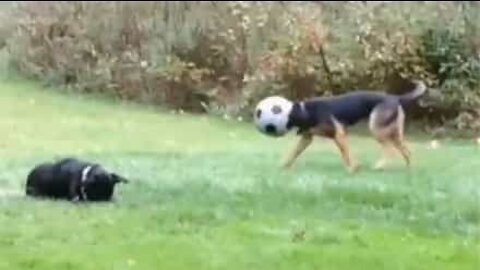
[253,96,294,137]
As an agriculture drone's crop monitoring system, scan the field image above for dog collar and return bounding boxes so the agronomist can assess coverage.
[299,102,306,113]
[80,165,93,200]
[299,101,310,120]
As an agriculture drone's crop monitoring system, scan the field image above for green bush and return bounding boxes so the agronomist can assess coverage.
[3,1,480,134]
[418,28,480,132]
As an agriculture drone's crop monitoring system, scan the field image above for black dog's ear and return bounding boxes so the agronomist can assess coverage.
[110,173,129,184]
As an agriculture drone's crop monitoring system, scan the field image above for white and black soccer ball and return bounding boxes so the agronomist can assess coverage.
[253,96,294,137]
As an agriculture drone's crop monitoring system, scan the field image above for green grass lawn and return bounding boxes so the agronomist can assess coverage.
[0,79,479,270]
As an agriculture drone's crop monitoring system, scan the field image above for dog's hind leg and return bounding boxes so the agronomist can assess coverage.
[370,103,410,169]
[372,140,395,170]
[370,102,394,169]
[392,138,411,166]
[282,133,313,169]
[391,130,411,167]
[25,186,39,197]
[389,106,411,166]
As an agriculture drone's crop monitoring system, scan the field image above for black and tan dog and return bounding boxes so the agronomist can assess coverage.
[282,80,427,173]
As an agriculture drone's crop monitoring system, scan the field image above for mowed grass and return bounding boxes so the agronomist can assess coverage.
[0,79,479,270]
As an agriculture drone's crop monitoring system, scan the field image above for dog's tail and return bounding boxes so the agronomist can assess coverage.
[398,80,427,104]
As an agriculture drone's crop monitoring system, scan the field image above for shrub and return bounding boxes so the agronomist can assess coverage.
[3,1,480,134]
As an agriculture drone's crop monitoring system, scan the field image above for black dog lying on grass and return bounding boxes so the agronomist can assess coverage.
[26,157,128,202]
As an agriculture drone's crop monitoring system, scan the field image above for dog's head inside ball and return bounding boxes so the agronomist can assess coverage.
[83,167,129,201]
[254,96,293,137]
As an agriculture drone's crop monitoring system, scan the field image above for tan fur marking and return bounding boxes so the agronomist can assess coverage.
[370,105,411,168]
[391,106,411,166]
[373,142,395,170]
[392,138,411,166]
[331,118,358,173]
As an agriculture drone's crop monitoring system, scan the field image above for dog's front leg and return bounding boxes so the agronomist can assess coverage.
[282,133,313,169]
[69,181,81,202]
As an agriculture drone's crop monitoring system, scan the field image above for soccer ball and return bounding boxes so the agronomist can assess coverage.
[253,96,294,137]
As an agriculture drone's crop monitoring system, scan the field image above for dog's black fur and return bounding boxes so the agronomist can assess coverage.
[279,80,427,172]
[286,81,427,136]
[25,157,128,202]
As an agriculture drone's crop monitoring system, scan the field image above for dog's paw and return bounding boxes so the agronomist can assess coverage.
[281,162,293,170]
[372,160,387,171]
[71,196,81,203]
[281,158,294,169]
[347,164,360,174]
